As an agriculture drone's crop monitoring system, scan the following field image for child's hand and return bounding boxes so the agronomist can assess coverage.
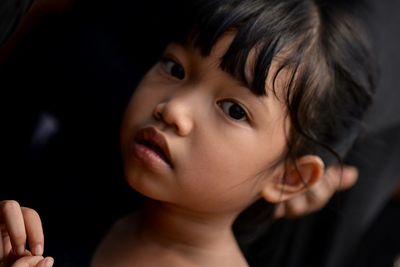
[9,255,54,267]
[0,200,50,267]
[273,165,359,218]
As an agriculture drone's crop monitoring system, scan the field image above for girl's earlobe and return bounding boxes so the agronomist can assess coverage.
[261,155,324,203]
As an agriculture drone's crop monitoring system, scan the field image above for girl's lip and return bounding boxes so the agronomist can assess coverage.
[133,127,173,168]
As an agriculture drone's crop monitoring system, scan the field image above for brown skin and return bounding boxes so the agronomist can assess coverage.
[0,201,53,267]
[1,166,355,266]
[0,1,367,266]
[0,163,351,267]
[91,203,248,267]
[92,34,324,267]
[274,165,359,218]
[2,33,354,267]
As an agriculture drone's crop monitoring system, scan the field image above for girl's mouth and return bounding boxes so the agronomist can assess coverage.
[134,139,173,167]
[133,127,173,168]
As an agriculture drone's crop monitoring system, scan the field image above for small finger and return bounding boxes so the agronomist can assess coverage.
[35,257,54,267]
[273,203,286,219]
[305,189,330,212]
[285,195,308,218]
[314,179,334,201]
[1,228,13,261]
[324,165,358,191]
[338,166,358,190]
[21,208,44,256]
[11,256,44,267]
[0,201,26,256]
[324,166,341,191]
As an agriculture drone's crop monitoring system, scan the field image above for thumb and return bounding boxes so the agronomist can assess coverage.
[337,166,358,191]
[11,256,43,267]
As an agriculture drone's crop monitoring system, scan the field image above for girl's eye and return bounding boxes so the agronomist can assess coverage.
[218,100,249,121]
[161,58,185,80]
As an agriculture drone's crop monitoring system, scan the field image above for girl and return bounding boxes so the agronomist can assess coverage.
[1,0,374,266]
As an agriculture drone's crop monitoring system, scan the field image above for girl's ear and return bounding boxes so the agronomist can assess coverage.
[261,155,324,203]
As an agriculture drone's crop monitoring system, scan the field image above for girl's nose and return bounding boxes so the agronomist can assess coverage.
[152,98,194,136]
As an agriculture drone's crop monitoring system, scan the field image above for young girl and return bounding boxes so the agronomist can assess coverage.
[0,0,374,266]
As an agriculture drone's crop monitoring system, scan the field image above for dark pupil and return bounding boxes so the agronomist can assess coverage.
[171,64,185,80]
[229,104,246,120]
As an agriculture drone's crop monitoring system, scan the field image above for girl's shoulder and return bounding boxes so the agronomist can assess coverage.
[90,212,142,267]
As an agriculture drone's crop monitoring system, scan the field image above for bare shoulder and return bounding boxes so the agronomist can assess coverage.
[90,212,141,267]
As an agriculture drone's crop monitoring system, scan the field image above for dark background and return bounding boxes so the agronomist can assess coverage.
[0,1,178,265]
[1,1,400,267]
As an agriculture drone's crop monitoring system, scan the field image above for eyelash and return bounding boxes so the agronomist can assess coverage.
[160,56,250,123]
[160,57,185,80]
[217,99,250,122]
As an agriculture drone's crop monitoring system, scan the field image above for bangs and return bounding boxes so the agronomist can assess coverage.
[174,0,317,96]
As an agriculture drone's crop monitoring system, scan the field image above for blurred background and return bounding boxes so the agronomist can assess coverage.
[1,1,400,266]
[0,1,176,265]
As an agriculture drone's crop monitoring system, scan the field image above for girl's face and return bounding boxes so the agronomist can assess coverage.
[120,34,289,215]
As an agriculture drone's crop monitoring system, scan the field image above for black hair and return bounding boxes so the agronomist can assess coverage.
[159,0,376,253]
[166,0,375,167]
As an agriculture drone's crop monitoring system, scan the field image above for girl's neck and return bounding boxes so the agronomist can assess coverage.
[135,199,248,267]
[141,199,235,244]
